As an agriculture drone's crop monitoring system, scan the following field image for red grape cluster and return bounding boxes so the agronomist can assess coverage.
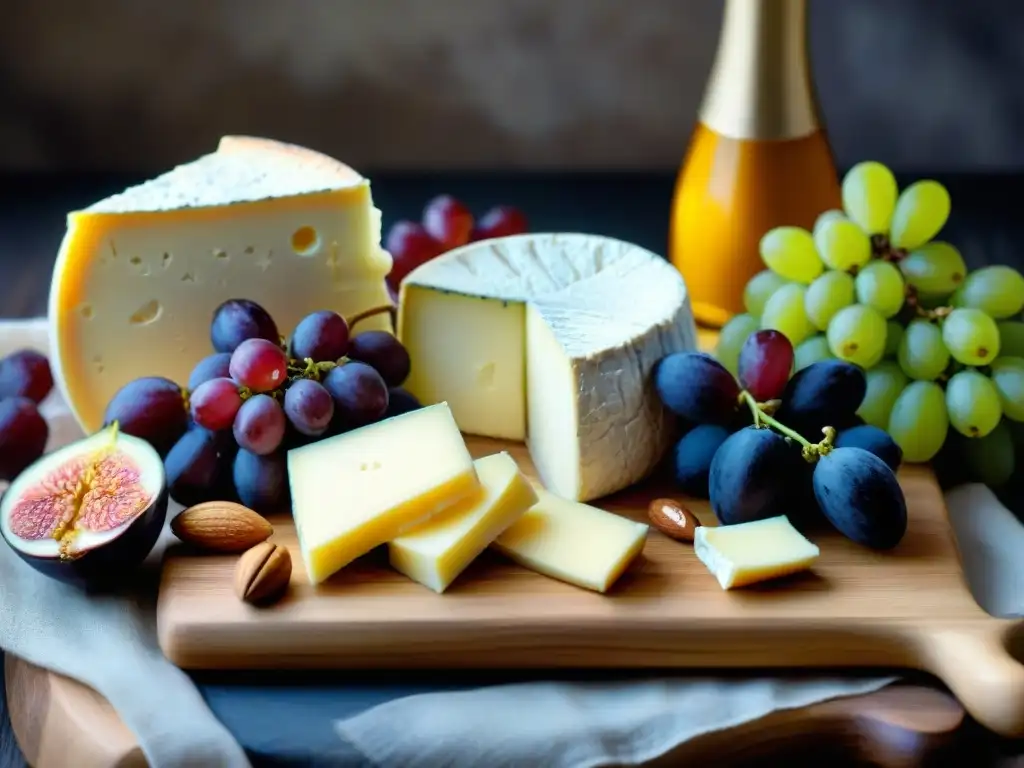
[385,194,529,292]
[0,349,53,481]
[103,299,422,514]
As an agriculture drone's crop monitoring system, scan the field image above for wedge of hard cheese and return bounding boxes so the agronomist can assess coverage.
[493,488,649,593]
[388,452,538,593]
[49,135,393,433]
[694,516,820,590]
[288,402,479,585]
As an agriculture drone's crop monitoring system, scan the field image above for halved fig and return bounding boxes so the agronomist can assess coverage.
[0,423,167,587]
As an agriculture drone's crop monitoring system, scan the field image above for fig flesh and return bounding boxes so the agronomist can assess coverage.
[0,424,167,587]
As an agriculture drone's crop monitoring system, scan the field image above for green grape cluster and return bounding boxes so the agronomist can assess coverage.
[715,160,1024,486]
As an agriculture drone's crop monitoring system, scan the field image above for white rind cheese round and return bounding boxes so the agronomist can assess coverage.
[398,233,698,502]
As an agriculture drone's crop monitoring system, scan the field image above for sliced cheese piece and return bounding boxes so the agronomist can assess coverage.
[49,135,393,433]
[492,488,649,593]
[694,517,820,590]
[388,452,538,593]
[287,402,479,585]
[398,233,698,501]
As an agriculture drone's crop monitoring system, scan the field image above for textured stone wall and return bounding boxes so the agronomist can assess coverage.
[0,0,1021,172]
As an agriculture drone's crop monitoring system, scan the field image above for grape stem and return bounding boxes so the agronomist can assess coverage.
[347,304,397,333]
[738,390,836,463]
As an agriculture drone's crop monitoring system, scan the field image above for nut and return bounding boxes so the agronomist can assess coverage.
[648,498,701,542]
[171,501,273,553]
[234,541,292,605]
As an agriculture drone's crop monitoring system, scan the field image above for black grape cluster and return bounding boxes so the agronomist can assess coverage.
[653,330,908,550]
[0,349,54,481]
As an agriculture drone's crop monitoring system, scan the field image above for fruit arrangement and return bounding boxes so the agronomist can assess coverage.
[715,161,1024,488]
[656,330,908,551]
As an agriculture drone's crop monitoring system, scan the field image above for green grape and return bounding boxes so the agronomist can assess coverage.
[896,319,950,381]
[794,335,834,371]
[951,265,1024,319]
[898,242,966,296]
[884,320,904,357]
[826,304,887,369]
[855,260,906,318]
[857,360,908,429]
[759,227,824,284]
[813,216,871,272]
[715,313,760,376]
[941,307,1000,366]
[989,357,1024,422]
[841,161,898,235]
[888,380,949,462]
[962,420,1015,488]
[945,369,1002,438]
[997,321,1024,358]
[761,283,815,346]
[804,270,855,330]
[889,180,951,251]
[743,269,790,318]
[812,209,847,239]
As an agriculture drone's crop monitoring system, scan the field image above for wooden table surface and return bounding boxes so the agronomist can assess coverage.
[3,170,1024,766]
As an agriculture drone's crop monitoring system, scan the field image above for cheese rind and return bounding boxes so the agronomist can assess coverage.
[388,452,538,593]
[693,517,820,590]
[49,136,393,433]
[287,403,479,585]
[397,233,697,502]
[492,488,649,593]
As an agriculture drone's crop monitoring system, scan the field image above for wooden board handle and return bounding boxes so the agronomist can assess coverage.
[920,621,1024,739]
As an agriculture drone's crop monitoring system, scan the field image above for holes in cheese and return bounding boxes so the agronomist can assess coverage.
[693,516,820,590]
[287,402,480,585]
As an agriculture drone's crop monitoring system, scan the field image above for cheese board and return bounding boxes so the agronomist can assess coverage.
[157,434,1024,739]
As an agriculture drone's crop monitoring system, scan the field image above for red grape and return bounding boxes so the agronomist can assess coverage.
[232,394,286,455]
[164,427,236,507]
[0,397,48,481]
[385,220,445,287]
[190,377,243,431]
[347,331,411,387]
[229,339,289,392]
[210,299,280,354]
[188,352,232,390]
[289,311,350,362]
[322,362,389,429]
[103,376,189,455]
[422,195,473,250]
[738,330,794,402]
[0,349,53,403]
[283,379,334,436]
[233,449,288,514]
[471,206,528,241]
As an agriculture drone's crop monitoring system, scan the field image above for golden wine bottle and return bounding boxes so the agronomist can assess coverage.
[670,0,842,328]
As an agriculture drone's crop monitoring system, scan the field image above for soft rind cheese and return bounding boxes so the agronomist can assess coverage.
[49,135,393,433]
[287,402,479,585]
[398,233,698,502]
[388,452,538,593]
[693,517,820,590]
[492,488,649,593]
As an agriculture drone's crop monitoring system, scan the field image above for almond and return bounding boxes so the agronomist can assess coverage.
[234,542,292,605]
[170,501,274,553]
[648,498,701,543]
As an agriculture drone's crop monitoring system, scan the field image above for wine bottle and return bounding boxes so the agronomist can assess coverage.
[670,0,842,328]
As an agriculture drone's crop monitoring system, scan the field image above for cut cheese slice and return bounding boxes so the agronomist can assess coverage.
[398,233,698,502]
[287,402,479,585]
[388,452,538,593]
[693,517,820,590]
[492,488,649,593]
[49,135,393,433]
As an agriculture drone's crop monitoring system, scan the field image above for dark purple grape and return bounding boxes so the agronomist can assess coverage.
[283,379,334,437]
[775,360,867,440]
[0,397,48,481]
[210,299,279,354]
[671,424,731,498]
[0,349,53,403]
[233,394,286,455]
[384,387,421,418]
[834,425,902,472]
[233,449,288,514]
[654,352,739,426]
[289,311,350,362]
[347,331,411,387]
[187,352,232,390]
[164,427,235,507]
[103,376,188,455]
[322,362,389,429]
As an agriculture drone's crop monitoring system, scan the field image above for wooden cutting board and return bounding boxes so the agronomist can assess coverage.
[156,435,1024,738]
